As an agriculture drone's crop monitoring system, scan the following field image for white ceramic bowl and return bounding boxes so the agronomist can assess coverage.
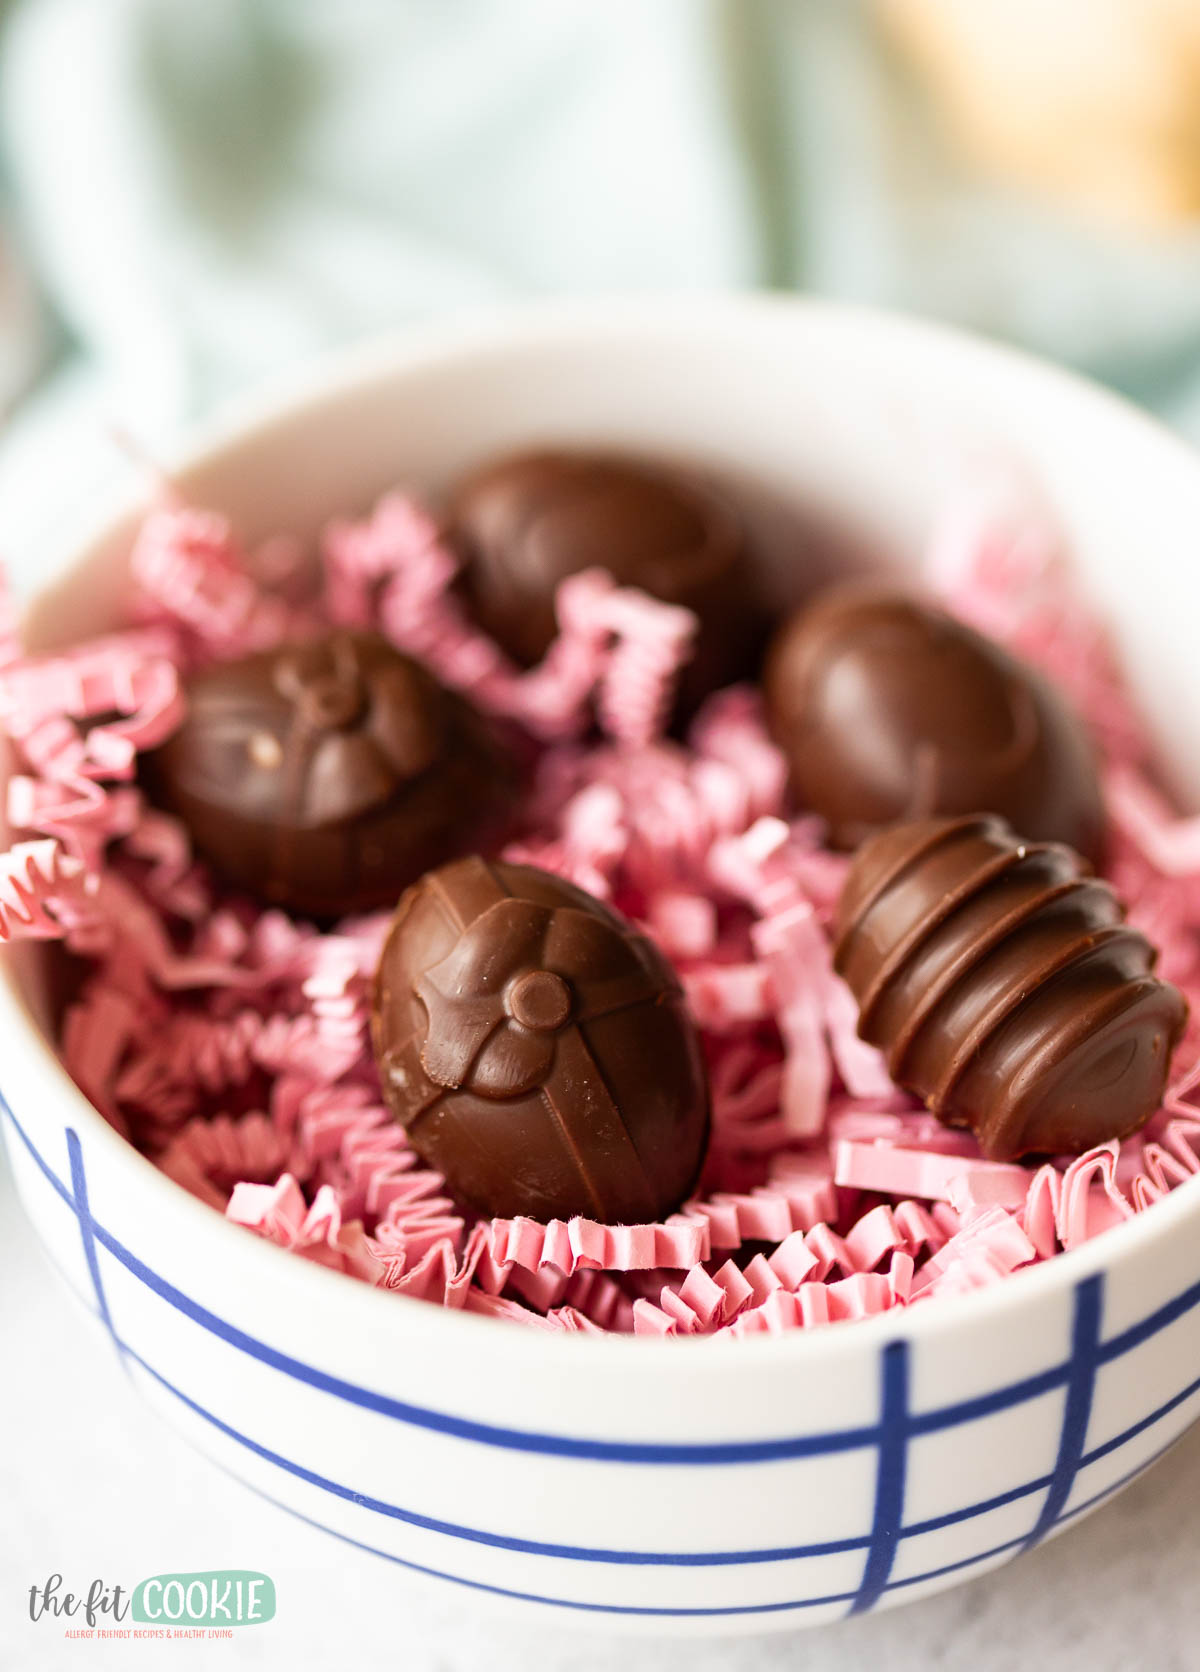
[4,297,1200,1639]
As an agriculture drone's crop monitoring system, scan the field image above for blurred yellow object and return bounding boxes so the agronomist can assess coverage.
[878,0,1200,228]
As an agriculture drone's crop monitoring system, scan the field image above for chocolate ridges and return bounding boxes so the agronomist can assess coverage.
[371,856,711,1222]
[833,815,1187,1158]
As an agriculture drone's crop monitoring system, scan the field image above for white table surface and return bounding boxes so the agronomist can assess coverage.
[1,391,1199,1672]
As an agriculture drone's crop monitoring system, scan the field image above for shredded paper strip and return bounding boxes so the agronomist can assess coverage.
[2,484,1198,1337]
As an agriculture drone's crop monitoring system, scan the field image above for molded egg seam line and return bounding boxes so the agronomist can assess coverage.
[5,1098,1200,1467]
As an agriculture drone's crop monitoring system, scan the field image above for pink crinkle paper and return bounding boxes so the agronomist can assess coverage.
[4,485,1200,1339]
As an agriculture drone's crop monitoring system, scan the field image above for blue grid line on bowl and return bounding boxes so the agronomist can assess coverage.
[28,1242,1187,1622]
[66,1124,118,1345]
[1021,1277,1102,1548]
[25,1258,1200,1571]
[181,1423,1191,1620]
[848,1340,909,1612]
[36,1130,1200,1571]
[2,1109,1196,1618]
[0,1097,1094,1460]
[6,1100,1200,1463]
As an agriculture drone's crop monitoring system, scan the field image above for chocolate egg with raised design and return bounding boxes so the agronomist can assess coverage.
[144,632,517,920]
[372,856,710,1221]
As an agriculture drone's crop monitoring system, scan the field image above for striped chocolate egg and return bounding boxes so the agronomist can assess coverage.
[833,815,1187,1159]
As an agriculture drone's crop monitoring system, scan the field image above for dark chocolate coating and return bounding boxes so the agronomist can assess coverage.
[833,815,1187,1159]
[372,856,710,1221]
[145,632,516,920]
[447,449,764,715]
[764,587,1105,861]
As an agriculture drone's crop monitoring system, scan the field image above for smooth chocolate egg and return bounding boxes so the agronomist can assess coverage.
[447,449,765,715]
[763,586,1105,860]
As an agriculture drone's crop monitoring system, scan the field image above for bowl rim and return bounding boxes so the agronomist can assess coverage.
[4,287,1200,1369]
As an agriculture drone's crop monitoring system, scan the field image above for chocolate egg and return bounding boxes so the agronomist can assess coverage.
[144,632,516,920]
[834,815,1187,1158]
[372,856,711,1222]
[446,449,765,715]
[763,586,1105,861]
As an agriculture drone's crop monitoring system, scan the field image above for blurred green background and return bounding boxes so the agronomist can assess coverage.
[3,0,1200,575]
